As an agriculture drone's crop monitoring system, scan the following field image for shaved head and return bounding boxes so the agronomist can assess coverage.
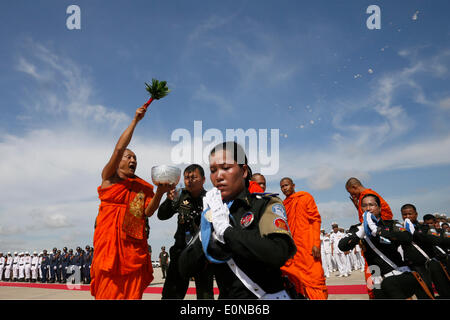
[280,177,295,197]
[280,177,294,185]
[345,177,362,189]
[251,173,266,192]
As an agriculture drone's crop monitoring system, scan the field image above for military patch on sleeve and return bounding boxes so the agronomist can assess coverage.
[258,197,292,238]
[273,218,290,231]
[428,228,440,237]
[271,203,287,219]
[240,212,254,228]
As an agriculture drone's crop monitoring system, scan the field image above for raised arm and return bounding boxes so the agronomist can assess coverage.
[101,106,147,185]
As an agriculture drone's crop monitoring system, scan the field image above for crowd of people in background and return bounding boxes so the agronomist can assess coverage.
[0,246,93,285]
[1,163,449,300]
[319,213,449,279]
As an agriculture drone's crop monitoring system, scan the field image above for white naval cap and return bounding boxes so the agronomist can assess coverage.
[14,252,18,255]
[33,251,37,255]
[25,251,29,255]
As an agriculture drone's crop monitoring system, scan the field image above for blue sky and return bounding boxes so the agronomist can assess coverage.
[1,1,450,256]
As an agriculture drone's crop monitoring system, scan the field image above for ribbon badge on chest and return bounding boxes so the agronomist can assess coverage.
[240,212,254,228]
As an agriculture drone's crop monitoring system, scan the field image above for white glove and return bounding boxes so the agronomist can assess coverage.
[363,211,378,237]
[355,225,366,239]
[205,188,226,212]
[404,218,415,234]
[204,188,231,243]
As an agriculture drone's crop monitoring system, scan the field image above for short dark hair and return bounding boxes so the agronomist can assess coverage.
[209,141,250,187]
[361,193,381,207]
[184,164,205,178]
[401,203,417,212]
[423,214,436,222]
[209,141,248,165]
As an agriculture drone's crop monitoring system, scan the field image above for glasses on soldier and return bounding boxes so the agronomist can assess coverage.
[361,201,378,209]
[184,175,200,182]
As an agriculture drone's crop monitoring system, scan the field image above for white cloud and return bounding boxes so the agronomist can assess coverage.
[44,214,72,228]
[292,48,450,190]
[192,84,234,113]
[330,48,450,152]
[185,14,300,89]
[439,97,450,110]
[224,36,299,87]
[15,39,129,128]
[16,57,43,80]
[0,40,181,252]
[276,132,450,191]
[188,13,238,42]
[0,225,23,236]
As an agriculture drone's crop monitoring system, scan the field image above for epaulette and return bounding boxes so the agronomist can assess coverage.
[250,192,280,198]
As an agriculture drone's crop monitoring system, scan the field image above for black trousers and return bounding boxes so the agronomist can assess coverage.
[411,265,435,299]
[162,247,214,299]
[61,265,67,281]
[41,266,48,283]
[161,264,168,279]
[83,265,91,283]
[374,272,432,299]
[427,259,450,298]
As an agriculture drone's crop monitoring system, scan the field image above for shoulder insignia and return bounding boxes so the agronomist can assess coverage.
[271,203,287,219]
[250,192,280,198]
[258,197,292,237]
[273,218,289,231]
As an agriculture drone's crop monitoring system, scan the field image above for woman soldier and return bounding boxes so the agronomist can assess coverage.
[179,141,297,299]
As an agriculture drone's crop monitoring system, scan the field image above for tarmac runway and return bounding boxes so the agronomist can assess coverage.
[0,268,369,300]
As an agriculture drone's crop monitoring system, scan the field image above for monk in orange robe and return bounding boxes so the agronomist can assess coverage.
[248,180,264,193]
[345,177,393,222]
[279,178,328,300]
[91,105,174,300]
[250,173,266,192]
[345,177,392,299]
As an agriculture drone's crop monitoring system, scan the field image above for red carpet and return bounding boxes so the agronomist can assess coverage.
[0,282,367,295]
[327,285,367,294]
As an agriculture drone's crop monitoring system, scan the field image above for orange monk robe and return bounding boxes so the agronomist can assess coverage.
[281,191,328,300]
[248,180,264,193]
[90,177,154,300]
[357,188,392,223]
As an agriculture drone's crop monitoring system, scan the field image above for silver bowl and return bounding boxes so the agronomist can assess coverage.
[151,165,181,185]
